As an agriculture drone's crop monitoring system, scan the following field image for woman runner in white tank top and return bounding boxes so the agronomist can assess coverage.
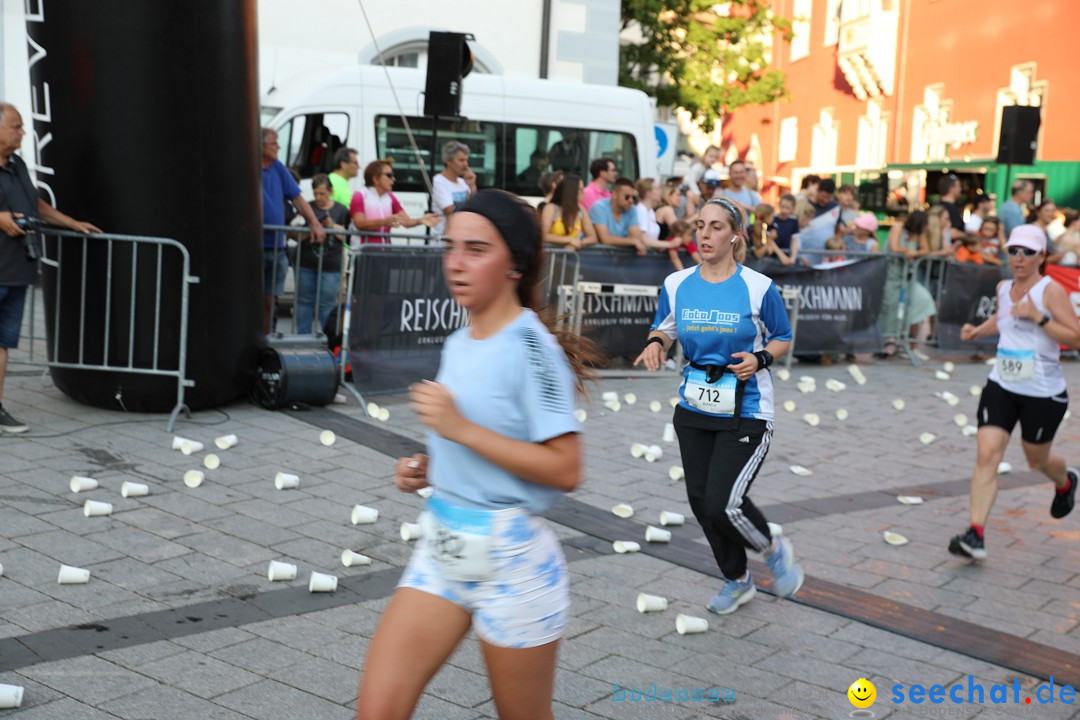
[950,224,1080,560]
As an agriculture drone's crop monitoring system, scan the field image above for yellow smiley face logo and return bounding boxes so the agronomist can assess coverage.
[848,678,876,708]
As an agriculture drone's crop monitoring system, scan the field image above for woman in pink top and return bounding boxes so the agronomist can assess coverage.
[351,160,437,243]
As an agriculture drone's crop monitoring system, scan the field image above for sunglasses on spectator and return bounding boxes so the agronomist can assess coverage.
[383,172,395,179]
[1007,246,1039,257]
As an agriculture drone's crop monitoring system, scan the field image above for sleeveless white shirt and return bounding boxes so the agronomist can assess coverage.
[988,276,1066,397]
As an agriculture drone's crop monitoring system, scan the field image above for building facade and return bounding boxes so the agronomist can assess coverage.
[721,0,1080,211]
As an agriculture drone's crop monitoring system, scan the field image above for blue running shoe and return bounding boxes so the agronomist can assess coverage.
[706,574,756,615]
[766,536,805,598]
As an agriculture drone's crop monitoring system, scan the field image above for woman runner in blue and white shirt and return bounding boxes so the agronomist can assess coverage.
[634,197,805,615]
[357,190,598,720]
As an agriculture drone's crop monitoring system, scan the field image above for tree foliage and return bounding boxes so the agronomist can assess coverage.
[620,0,792,128]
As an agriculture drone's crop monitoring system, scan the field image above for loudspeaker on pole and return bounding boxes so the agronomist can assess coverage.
[423,32,475,118]
[996,105,1041,165]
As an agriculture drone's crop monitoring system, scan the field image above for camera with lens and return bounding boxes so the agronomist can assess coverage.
[16,215,43,261]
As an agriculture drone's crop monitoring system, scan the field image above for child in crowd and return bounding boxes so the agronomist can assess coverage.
[667,219,701,271]
[770,194,800,256]
[749,203,793,265]
[850,213,879,252]
[978,216,1004,266]
[824,223,848,264]
[954,233,986,264]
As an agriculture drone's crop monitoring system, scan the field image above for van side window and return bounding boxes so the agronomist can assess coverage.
[277,112,350,178]
[375,115,498,193]
[505,125,637,196]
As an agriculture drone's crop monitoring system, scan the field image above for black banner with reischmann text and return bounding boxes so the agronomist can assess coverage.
[937,263,1002,352]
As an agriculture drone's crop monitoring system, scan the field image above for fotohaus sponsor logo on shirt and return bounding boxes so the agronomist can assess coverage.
[681,308,741,325]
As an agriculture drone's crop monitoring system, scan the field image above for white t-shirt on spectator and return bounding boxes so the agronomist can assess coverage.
[635,203,660,240]
[718,185,761,210]
[432,174,471,235]
[965,215,984,232]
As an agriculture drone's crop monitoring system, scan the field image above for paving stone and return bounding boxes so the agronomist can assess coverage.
[135,650,263,699]
[0,697,123,719]
[210,637,315,676]
[213,678,352,719]
[98,684,257,720]
[18,654,159,705]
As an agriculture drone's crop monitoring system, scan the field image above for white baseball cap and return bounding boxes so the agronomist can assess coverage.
[1004,224,1047,254]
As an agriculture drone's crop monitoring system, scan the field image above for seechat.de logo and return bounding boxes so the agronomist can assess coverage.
[847,678,877,717]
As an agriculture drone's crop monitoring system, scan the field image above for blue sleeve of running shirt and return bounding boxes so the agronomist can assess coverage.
[520,330,580,443]
[651,284,677,339]
[760,283,793,342]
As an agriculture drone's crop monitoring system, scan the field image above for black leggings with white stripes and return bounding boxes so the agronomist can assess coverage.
[674,406,774,581]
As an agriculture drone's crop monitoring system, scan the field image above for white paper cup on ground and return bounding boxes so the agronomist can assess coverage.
[204,453,221,470]
[57,564,90,584]
[943,361,956,373]
[601,391,618,402]
[892,399,905,411]
[604,400,621,412]
[919,432,936,445]
[883,531,909,546]
[0,562,4,578]
[789,465,813,477]
[668,466,684,481]
[623,393,637,405]
[171,436,192,451]
[183,470,205,488]
[630,443,646,459]
[767,521,783,537]
[935,370,950,381]
[0,683,24,709]
[274,472,300,490]
[611,503,634,519]
[669,396,680,408]
[847,365,867,385]
[998,461,1012,474]
[308,572,338,593]
[180,440,204,456]
[836,408,849,421]
[350,505,379,525]
[377,408,390,422]
[214,434,239,450]
[776,368,790,381]
[400,522,423,541]
[941,391,959,407]
[574,409,587,423]
[69,476,98,493]
[897,495,924,505]
[825,378,846,392]
[644,445,662,462]
[659,511,685,526]
[803,413,820,427]
[675,613,708,635]
[366,401,380,417]
[953,413,968,427]
[341,550,372,567]
[662,423,676,442]
[83,499,113,517]
[121,481,149,498]
[970,385,982,396]
[649,400,662,413]
[267,560,297,581]
[636,593,668,613]
[319,430,336,446]
[612,541,640,554]
[782,400,796,413]
[962,424,978,437]
[645,526,671,543]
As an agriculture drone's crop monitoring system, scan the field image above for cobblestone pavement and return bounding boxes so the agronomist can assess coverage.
[0,353,1078,719]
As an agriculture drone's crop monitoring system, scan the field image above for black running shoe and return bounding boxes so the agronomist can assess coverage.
[1050,468,1078,519]
[948,528,986,560]
[0,407,28,434]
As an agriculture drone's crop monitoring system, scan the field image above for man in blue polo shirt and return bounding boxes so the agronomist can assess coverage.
[261,127,323,334]
[589,177,645,255]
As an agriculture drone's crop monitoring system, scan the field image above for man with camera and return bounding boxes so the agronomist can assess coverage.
[0,102,100,433]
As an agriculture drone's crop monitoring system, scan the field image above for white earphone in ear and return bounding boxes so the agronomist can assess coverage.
[507,269,523,279]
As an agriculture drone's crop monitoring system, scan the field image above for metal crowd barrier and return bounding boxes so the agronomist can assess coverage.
[11,229,199,431]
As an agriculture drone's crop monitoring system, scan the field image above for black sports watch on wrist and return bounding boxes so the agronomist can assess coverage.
[1038,313,1051,327]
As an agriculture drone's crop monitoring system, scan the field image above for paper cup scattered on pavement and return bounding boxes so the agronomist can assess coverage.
[662,423,676,443]
[630,443,646,459]
[57,564,90,584]
[611,503,634,519]
[601,391,618,402]
[83,499,113,517]
[953,414,968,427]
[645,526,671,543]
[668,466,684,482]
[897,495,924,505]
[319,430,336,446]
[962,424,978,437]
[267,560,297,581]
[172,436,191,451]
[767,522,783,537]
[69,476,98,493]
[782,400,796,413]
[204,453,221,470]
[366,401,380,417]
[892,399,905,411]
[998,461,1012,475]
[377,408,390,422]
[400,522,423,541]
[636,593,668,613]
[940,391,959,406]
[803,413,820,427]
[675,614,708,635]
[274,472,300,490]
[943,361,956,373]
[934,370,951,381]
[789,465,813,477]
[416,486,434,499]
[341,550,372,568]
[985,357,997,365]
[183,470,205,489]
[797,381,816,394]
[919,432,936,445]
[604,400,621,413]
[836,408,849,421]
[120,481,148,498]
[350,504,379,525]
[649,400,662,413]
[612,541,640,554]
[180,440,204,456]
[669,396,680,408]
[214,434,239,450]
[659,511,685,526]
[644,445,663,463]
[308,572,338,593]
[847,365,867,385]
[624,393,637,405]
[0,683,22,709]
[1065,410,1072,421]
[0,562,4,578]
[883,531,909,546]
[825,378,846,392]
[776,368,790,381]
[970,385,982,397]
[574,409,587,423]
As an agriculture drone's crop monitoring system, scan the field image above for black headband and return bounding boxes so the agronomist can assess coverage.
[456,189,540,271]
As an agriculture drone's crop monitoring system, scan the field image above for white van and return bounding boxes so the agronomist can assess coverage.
[262,65,658,234]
